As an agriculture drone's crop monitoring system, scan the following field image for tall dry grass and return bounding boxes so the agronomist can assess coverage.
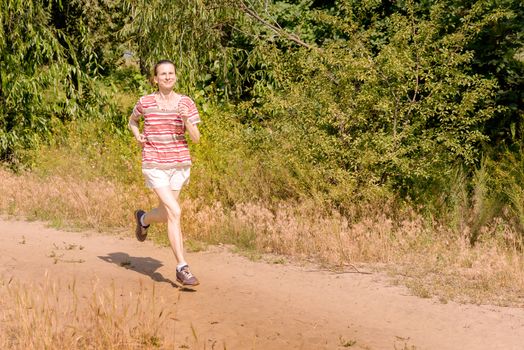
[0,167,151,232]
[1,167,523,306]
[0,274,178,349]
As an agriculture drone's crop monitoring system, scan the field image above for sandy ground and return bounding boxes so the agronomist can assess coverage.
[1,218,523,350]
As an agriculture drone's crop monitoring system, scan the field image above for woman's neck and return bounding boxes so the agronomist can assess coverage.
[157,88,173,98]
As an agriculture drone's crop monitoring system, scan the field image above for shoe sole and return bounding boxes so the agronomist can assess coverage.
[176,278,200,287]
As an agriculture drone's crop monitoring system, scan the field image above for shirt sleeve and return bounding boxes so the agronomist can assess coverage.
[131,98,144,118]
[179,96,201,125]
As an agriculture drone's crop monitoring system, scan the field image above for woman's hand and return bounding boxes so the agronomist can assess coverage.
[129,114,146,147]
[135,133,147,147]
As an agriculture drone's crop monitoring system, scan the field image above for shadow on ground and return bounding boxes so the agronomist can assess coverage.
[98,252,184,289]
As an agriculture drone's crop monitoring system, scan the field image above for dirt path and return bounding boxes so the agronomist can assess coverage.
[1,218,523,349]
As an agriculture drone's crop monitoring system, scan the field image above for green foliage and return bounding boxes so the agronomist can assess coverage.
[0,0,71,162]
[53,0,130,75]
[32,116,142,185]
[489,147,524,242]
[233,1,506,203]
[120,0,248,98]
[0,0,124,165]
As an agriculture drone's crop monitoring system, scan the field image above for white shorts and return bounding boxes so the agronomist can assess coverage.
[142,166,191,190]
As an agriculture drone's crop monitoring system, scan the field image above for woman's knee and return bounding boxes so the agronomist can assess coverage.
[165,204,181,220]
[154,187,182,220]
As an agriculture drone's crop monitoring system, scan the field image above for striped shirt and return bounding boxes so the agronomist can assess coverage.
[132,93,201,169]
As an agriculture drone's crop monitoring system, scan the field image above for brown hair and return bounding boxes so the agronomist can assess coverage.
[153,59,175,76]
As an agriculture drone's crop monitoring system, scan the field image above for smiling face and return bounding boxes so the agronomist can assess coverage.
[154,62,176,92]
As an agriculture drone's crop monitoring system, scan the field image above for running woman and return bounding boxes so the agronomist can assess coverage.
[128,59,201,286]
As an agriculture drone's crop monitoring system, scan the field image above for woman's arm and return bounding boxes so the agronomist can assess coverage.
[128,114,147,145]
[184,120,200,144]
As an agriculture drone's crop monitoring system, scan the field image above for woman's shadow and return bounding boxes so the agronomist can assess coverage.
[98,252,194,291]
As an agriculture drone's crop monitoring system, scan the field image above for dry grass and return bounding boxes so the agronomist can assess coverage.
[0,274,178,349]
[182,199,524,306]
[0,167,153,233]
[1,167,523,307]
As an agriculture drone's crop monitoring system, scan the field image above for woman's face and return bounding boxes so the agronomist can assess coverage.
[154,63,176,91]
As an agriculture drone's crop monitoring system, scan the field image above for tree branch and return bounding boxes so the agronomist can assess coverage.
[238,1,318,51]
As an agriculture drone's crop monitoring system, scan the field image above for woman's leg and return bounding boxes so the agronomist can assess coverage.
[142,190,180,224]
[148,186,186,265]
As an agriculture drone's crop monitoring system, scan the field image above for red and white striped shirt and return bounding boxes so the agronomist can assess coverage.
[132,93,201,169]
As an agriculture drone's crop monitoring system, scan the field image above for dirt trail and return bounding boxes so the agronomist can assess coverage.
[1,218,523,349]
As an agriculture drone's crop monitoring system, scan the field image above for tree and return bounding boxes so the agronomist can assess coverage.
[0,0,76,162]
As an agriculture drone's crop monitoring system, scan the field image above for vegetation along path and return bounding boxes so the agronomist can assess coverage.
[1,218,523,349]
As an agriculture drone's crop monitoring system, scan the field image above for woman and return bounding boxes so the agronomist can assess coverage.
[128,59,201,286]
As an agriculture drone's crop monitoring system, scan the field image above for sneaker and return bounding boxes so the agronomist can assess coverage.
[134,209,149,242]
[176,265,200,286]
